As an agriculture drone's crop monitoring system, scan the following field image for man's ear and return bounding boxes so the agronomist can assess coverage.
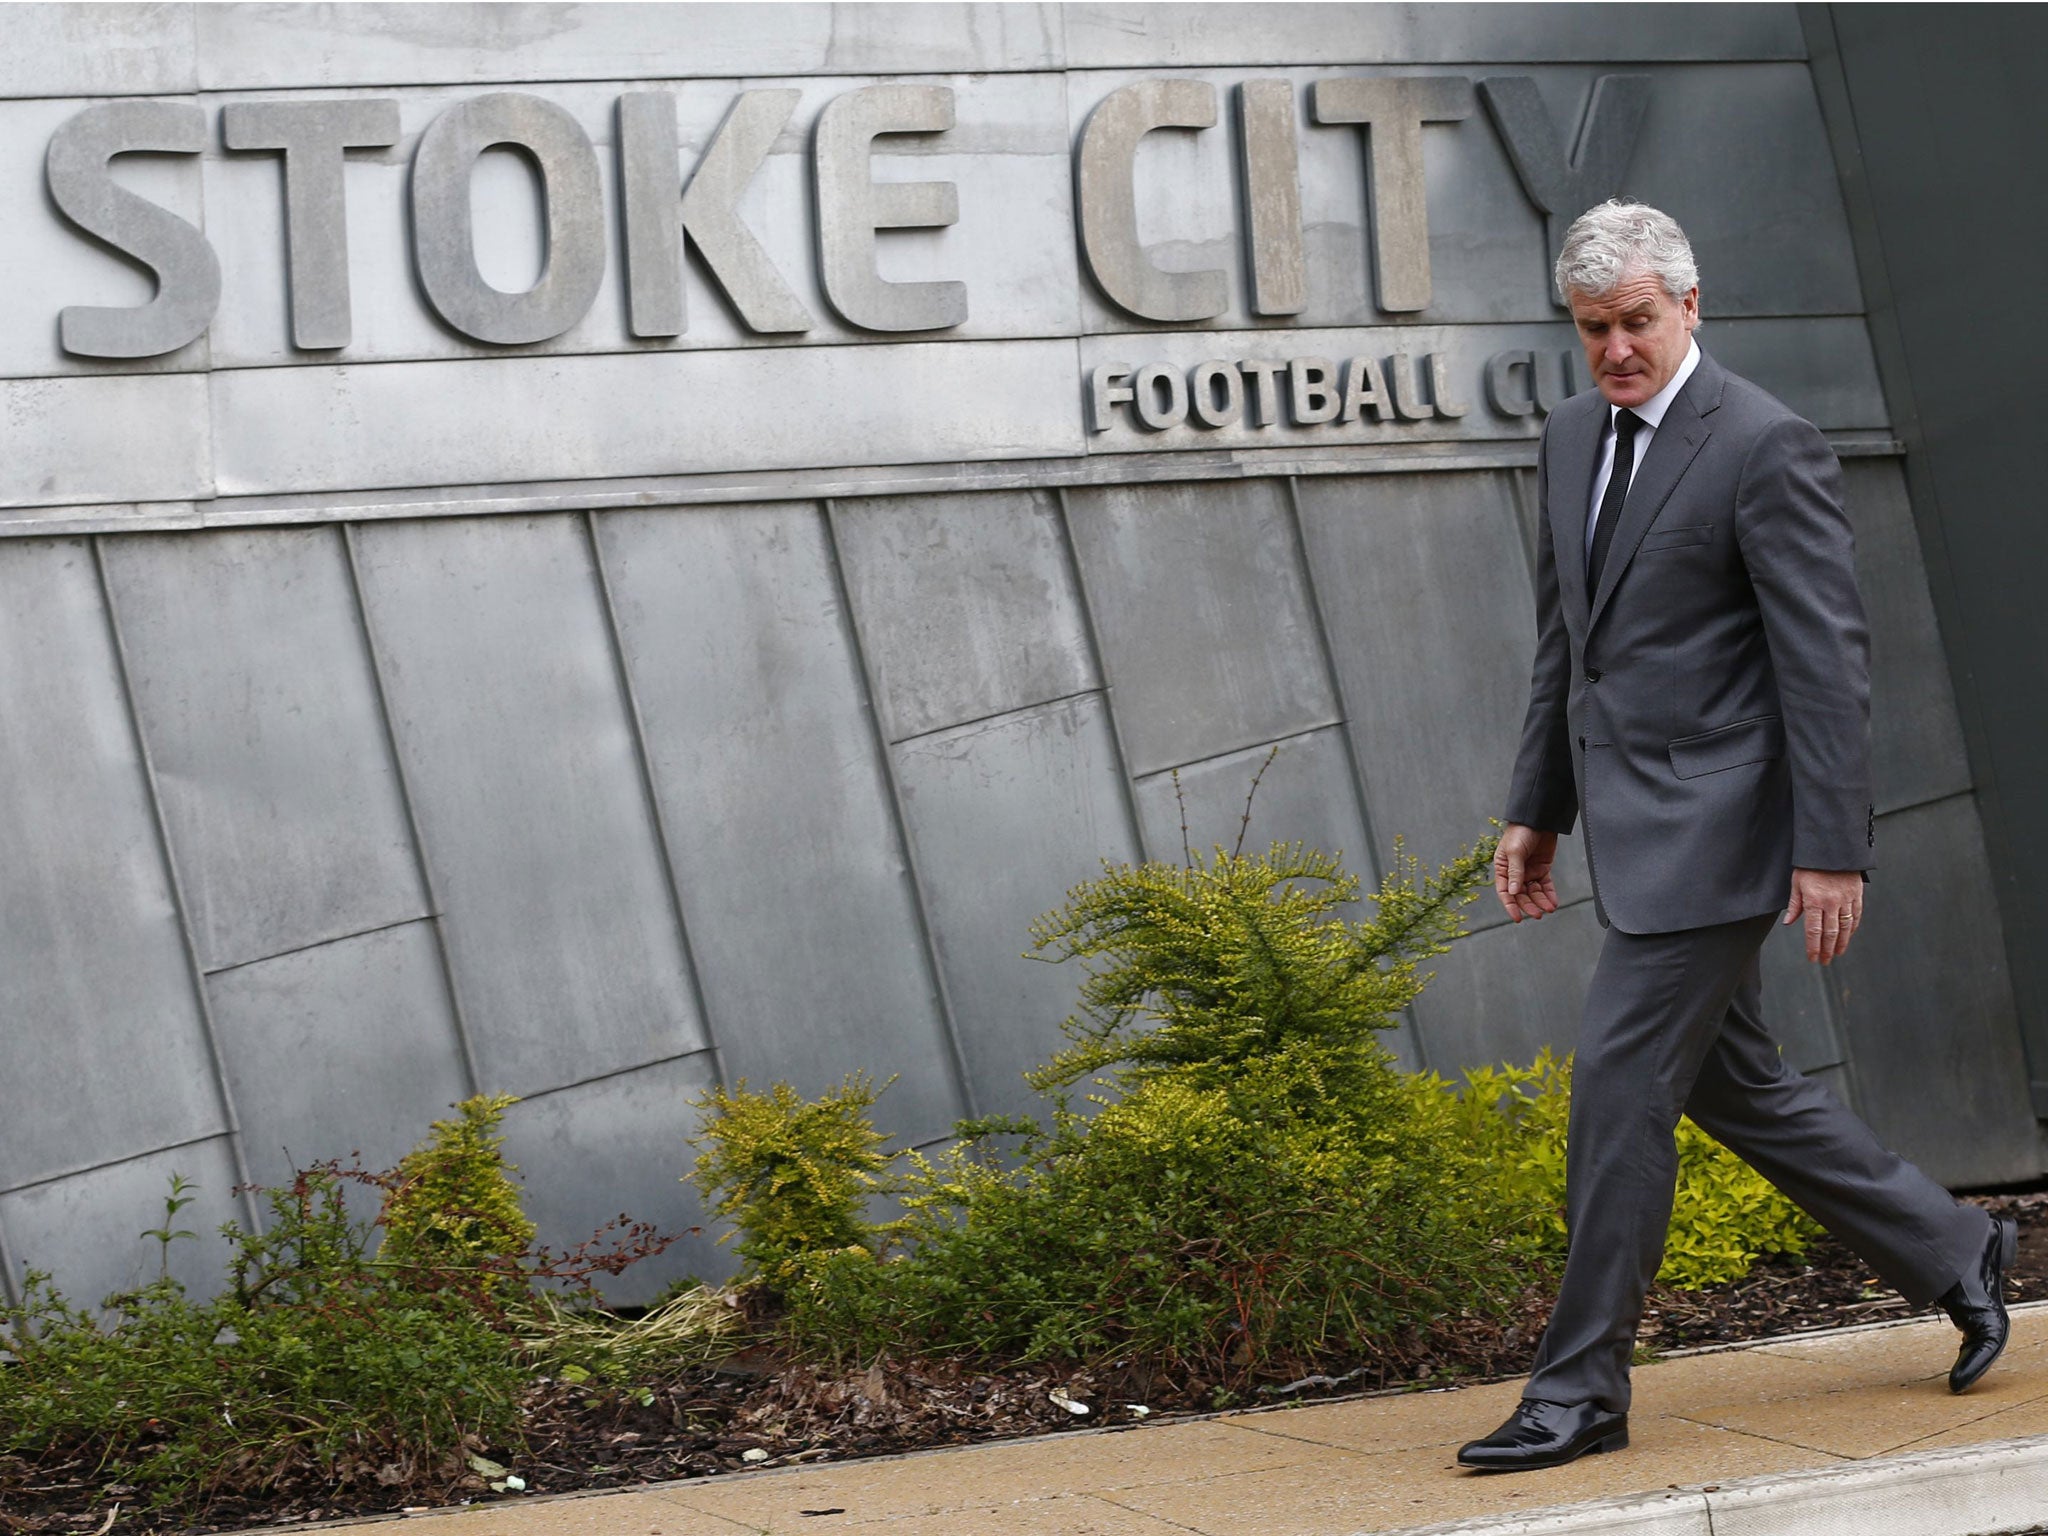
[1682,286,1701,332]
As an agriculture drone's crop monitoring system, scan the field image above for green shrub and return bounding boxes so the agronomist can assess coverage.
[697,836,1536,1382]
[686,1072,898,1287]
[0,1169,525,1505]
[1442,1048,1822,1289]
[378,1092,536,1287]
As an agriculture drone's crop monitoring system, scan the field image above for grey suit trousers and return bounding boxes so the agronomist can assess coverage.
[1522,912,1989,1414]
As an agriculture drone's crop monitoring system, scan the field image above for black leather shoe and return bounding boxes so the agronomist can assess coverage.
[1457,1398,1629,1471]
[1941,1214,2019,1393]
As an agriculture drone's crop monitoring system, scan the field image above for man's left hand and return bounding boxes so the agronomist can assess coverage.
[1782,868,1864,964]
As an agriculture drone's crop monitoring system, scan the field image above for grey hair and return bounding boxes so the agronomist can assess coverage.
[1553,199,1699,304]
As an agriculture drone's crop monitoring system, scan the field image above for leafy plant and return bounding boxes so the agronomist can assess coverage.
[686,1073,898,1287]
[692,833,1532,1383]
[0,1169,525,1507]
[1441,1047,1822,1288]
[378,1093,537,1289]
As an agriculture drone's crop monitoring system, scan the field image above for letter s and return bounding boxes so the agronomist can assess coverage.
[47,101,221,358]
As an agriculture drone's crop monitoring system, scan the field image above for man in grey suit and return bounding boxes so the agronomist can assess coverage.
[1458,200,2018,1473]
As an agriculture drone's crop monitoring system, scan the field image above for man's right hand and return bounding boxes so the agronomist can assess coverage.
[1495,823,1561,922]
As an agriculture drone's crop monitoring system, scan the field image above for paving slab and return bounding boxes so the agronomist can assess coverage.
[319,1303,2048,1536]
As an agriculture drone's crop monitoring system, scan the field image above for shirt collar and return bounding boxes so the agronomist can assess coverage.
[1611,337,1701,433]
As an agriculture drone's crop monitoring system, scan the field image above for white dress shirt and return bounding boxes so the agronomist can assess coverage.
[1584,337,1702,562]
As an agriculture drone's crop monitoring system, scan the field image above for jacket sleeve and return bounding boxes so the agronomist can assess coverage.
[1734,415,1876,873]
[1505,425,1580,835]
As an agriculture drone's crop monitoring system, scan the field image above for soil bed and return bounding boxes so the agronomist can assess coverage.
[6,1190,2046,1535]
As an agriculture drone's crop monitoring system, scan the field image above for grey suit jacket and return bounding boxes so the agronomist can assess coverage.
[1504,347,1876,934]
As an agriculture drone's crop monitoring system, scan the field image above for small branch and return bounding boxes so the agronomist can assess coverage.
[1233,746,1281,859]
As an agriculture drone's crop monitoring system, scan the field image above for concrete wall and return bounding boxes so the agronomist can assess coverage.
[0,4,2034,1305]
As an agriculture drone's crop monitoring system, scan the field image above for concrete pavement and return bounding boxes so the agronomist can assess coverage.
[326,1303,2048,1536]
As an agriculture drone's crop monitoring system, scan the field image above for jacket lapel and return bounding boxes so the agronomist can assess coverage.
[1586,350,1725,634]
[1549,394,1604,636]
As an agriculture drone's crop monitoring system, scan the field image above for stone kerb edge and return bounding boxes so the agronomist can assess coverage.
[1381,1433,2048,1536]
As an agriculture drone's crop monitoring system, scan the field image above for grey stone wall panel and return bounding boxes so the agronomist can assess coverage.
[1409,896,1606,1077]
[0,539,228,1193]
[0,1137,242,1313]
[1064,477,1336,775]
[1061,5,1805,69]
[192,5,1065,92]
[351,513,706,1094]
[1757,918,1849,1075]
[203,920,470,1193]
[1294,469,1593,925]
[98,527,427,970]
[1831,796,2038,1188]
[0,375,212,508]
[832,487,1097,743]
[207,339,1082,498]
[1841,457,1973,814]
[497,1052,726,1303]
[893,692,1140,1119]
[0,5,197,100]
[595,501,965,1146]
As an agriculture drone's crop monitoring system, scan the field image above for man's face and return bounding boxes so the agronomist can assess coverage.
[1567,270,1700,409]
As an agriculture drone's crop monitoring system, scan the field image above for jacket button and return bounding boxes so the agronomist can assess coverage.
[1585,668,1602,683]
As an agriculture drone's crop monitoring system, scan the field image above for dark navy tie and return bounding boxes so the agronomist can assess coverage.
[1587,407,1643,591]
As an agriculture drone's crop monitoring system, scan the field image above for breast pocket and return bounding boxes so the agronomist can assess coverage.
[1668,713,1784,779]
[1640,522,1714,552]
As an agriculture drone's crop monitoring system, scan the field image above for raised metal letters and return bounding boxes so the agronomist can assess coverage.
[1236,80,1306,316]
[814,84,967,332]
[1388,352,1434,419]
[1479,75,1650,305]
[1288,357,1340,424]
[617,93,687,338]
[620,90,813,338]
[1310,76,1474,313]
[1088,362,1136,431]
[1485,349,1539,415]
[1189,360,1243,427]
[1077,79,1228,323]
[680,91,811,333]
[410,92,606,345]
[1340,356,1391,421]
[47,101,221,358]
[222,98,401,349]
[1132,361,1187,429]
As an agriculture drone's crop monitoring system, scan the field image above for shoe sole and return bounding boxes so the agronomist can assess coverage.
[1950,1216,2019,1395]
[1458,1428,1629,1472]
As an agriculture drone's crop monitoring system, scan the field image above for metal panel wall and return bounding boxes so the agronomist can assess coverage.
[98,527,427,970]
[596,501,966,1145]
[0,540,228,1194]
[351,513,707,1096]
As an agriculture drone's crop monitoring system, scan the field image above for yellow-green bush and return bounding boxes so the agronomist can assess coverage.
[1439,1048,1821,1289]
[686,1072,897,1287]
[378,1093,536,1285]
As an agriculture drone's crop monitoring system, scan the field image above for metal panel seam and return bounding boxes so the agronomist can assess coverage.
[888,684,1104,750]
[0,1207,19,1307]
[199,912,443,978]
[87,536,260,1230]
[1050,485,1150,858]
[1280,473,1429,1071]
[339,521,483,1096]
[820,497,980,1122]
[0,1128,236,1201]
[500,1044,721,1105]
[581,509,724,1087]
